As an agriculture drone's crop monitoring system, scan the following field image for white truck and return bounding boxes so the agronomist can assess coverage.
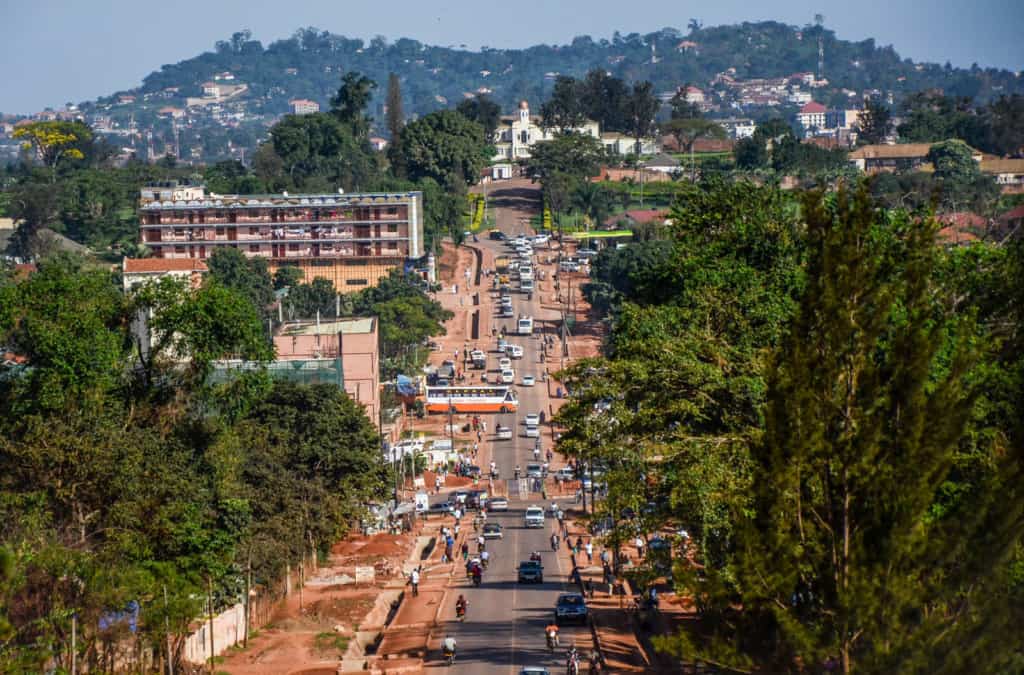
[517,315,534,335]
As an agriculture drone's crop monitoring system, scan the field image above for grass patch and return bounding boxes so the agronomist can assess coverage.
[314,631,350,655]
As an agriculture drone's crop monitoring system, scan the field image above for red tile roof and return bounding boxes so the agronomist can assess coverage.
[999,204,1024,222]
[123,258,209,273]
[937,212,987,229]
[605,210,671,227]
[799,101,827,114]
[937,227,980,245]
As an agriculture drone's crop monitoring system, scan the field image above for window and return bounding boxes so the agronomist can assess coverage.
[386,224,398,233]
[215,227,225,235]
[174,246,186,253]
[249,244,260,252]
[346,278,368,286]
[288,244,299,251]
[250,227,259,234]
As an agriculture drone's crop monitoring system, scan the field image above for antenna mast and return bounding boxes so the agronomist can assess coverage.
[815,14,825,80]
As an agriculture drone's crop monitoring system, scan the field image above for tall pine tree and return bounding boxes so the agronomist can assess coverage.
[385,73,406,178]
[662,185,1024,673]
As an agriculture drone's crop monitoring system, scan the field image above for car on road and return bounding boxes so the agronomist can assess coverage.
[524,506,545,528]
[499,357,512,370]
[554,593,588,625]
[501,368,515,384]
[483,523,504,540]
[496,425,513,440]
[428,502,454,516]
[488,497,509,512]
[523,412,540,426]
[467,489,488,509]
[519,266,534,280]
[517,560,544,583]
[505,344,523,359]
[526,463,544,479]
[500,305,514,318]
[488,229,506,240]
[521,374,535,386]
[463,465,482,479]
[520,278,534,292]
[525,425,540,438]
[519,669,550,675]
[532,234,549,246]
[554,467,575,482]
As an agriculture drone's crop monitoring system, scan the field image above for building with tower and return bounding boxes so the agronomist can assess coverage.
[491,100,600,160]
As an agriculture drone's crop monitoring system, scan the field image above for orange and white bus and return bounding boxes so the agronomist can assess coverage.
[425,386,519,414]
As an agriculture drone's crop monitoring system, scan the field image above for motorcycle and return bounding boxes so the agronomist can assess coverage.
[551,534,560,551]
[546,629,559,651]
[456,604,466,622]
[566,650,580,675]
[443,647,456,665]
[472,573,482,587]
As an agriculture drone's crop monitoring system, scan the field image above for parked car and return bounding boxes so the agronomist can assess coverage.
[488,497,509,512]
[559,261,580,272]
[532,234,549,246]
[523,413,540,426]
[506,344,524,359]
[517,560,544,583]
[526,463,544,478]
[488,229,506,240]
[521,374,536,386]
[428,502,454,516]
[554,467,575,481]
[554,593,588,625]
[483,523,504,540]
[524,506,545,528]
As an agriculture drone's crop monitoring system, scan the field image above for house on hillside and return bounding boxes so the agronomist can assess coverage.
[796,102,827,135]
[122,257,209,293]
[604,209,672,231]
[289,99,320,115]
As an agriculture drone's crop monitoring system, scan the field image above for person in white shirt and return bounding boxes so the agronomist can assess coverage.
[410,568,420,597]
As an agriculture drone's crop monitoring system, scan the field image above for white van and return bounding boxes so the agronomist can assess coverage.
[520,278,534,292]
[517,315,534,335]
[524,506,545,528]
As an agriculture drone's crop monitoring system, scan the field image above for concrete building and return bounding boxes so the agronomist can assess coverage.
[288,99,320,115]
[492,100,600,160]
[981,158,1024,191]
[796,101,828,135]
[272,318,380,421]
[122,257,208,293]
[138,184,424,291]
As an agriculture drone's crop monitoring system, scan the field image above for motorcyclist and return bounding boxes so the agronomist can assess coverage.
[530,551,543,562]
[443,635,457,663]
[551,532,560,550]
[471,564,482,586]
[455,595,468,620]
[567,646,581,673]
[545,623,560,649]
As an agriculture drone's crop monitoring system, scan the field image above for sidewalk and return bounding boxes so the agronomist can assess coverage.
[553,511,652,672]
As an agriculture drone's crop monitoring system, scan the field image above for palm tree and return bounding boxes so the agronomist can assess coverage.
[571,182,611,231]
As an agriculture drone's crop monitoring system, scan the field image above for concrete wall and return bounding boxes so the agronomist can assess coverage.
[182,603,246,665]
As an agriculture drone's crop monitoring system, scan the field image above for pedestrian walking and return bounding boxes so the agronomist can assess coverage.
[410,567,421,597]
[585,540,594,563]
[461,542,469,561]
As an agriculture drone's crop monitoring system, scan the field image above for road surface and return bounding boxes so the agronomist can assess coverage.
[433,181,592,673]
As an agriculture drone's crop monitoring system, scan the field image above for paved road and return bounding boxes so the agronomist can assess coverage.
[434,183,592,673]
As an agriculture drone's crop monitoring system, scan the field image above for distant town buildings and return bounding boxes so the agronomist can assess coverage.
[122,257,208,293]
[289,99,320,115]
[796,101,828,133]
[137,184,424,291]
[492,100,601,160]
[848,143,983,174]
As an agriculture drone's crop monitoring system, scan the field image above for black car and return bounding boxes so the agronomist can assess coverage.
[489,230,507,240]
[517,560,544,583]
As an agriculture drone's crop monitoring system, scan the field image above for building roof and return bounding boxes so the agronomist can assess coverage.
[278,318,376,336]
[123,258,209,274]
[848,143,933,160]
[140,191,422,210]
[937,226,980,245]
[799,101,827,114]
[981,158,1024,174]
[643,154,681,168]
[999,204,1024,222]
[937,212,987,229]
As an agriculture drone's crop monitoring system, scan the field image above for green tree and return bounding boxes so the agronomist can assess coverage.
[456,94,502,140]
[398,110,490,187]
[665,185,1024,674]
[541,76,587,132]
[5,182,60,260]
[273,265,304,290]
[579,69,630,132]
[330,71,377,139]
[269,113,380,191]
[662,118,726,178]
[928,139,982,183]
[526,132,605,183]
[856,98,893,145]
[669,88,703,120]
[627,81,659,155]
[206,247,275,316]
[385,73,407,178]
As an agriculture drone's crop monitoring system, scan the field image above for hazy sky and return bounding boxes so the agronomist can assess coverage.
[2,0,1022,113]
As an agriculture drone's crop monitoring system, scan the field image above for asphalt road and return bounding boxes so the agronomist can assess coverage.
[434,185,592,673]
